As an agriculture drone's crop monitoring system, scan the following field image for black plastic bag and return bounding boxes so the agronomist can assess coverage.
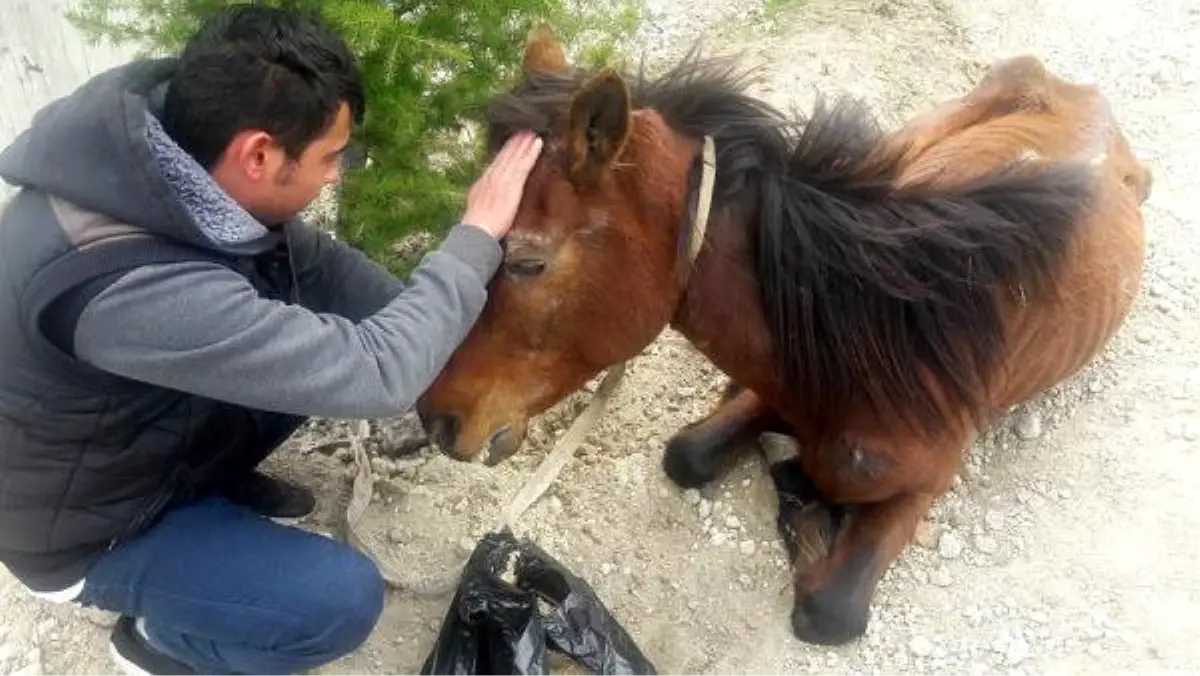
[420,529,658,675]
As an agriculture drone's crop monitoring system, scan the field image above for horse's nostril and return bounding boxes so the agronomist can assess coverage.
[426,414,461,454]
[483,426,517,466]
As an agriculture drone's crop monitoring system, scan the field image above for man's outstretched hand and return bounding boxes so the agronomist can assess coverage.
[461,131,544,240]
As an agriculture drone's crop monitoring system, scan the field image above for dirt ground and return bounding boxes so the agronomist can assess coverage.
[2,0,1198,673]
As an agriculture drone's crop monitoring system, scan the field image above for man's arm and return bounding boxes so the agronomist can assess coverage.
[73,224,500,419]
[284,219,405,321]
[282,128,544,322]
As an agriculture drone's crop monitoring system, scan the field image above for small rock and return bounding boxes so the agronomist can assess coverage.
[458,537,476,555]
[1089,380,1104,393]
[698,500,713,519]
[388,527,411,544]
[14,648,42,676]
[739,540,756,555]
[1135,328,1154,344]
[939,531,965,559]
[1184,426,1199,442]
[82,608,119,628]
[724,515,741,529]
[1006,636,1031,665]
[1165,421,1183,438]
[984,510,1005,531]
[910,635,935,657]
[683,489,702,505]
[676,387,697,399]
[1016,410,1043,440]
[738,573,753,590]
[915,520,939,549]
[1016,487,1034,504]
[600,562,613,575]
[975,535,999,554]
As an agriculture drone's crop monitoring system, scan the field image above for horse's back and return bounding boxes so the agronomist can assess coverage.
[894,55,1149,410]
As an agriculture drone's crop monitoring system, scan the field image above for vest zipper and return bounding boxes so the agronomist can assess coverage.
[285,225,300,305]
[105,470,178,551]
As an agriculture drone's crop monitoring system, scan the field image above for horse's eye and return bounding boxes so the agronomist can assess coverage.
[504,257,547,278]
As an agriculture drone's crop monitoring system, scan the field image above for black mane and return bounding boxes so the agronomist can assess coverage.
[483,52,1097,442]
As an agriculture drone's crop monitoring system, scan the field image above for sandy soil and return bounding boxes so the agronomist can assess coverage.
[1,0,1197,673]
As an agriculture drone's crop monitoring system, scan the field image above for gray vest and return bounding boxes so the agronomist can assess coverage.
[0,187,296,592]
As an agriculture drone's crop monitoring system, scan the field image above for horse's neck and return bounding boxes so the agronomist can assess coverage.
[669,213,782,402]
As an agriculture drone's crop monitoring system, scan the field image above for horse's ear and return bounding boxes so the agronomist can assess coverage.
[566,69,631,186]
[523,24,567,76]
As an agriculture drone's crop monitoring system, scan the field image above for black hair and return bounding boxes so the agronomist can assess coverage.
[161,3,365,169]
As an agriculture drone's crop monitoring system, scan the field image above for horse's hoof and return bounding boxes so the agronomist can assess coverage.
[662,432,721,488]
[790,586,870,646]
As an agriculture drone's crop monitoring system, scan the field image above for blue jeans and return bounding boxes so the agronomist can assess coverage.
[77,497,386,674]
[75,411,384,674]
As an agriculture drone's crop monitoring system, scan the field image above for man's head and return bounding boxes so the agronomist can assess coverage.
[161,4,364,225]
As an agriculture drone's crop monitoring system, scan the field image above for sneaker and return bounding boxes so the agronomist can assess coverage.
[109,615,196,675]
[222,469,316,521]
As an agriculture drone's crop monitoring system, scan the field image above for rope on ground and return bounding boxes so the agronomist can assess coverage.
[340,362,628,598]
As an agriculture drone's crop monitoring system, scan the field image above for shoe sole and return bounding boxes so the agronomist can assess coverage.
[109,641,151,676]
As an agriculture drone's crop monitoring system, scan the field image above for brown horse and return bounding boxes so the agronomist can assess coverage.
[417,27,1150,645]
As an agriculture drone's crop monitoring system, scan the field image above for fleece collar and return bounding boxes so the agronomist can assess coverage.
[142,111,276,254]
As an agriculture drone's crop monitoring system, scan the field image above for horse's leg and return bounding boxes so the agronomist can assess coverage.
[774,432,965,645]
[787,490,935,645]
[662,382,785,488]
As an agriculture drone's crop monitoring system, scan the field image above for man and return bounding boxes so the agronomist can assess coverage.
[0,4,542,675]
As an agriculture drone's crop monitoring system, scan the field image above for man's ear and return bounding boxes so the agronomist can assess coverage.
[223,129,277,181]
[565,70,631,187]
[523,24,567,76]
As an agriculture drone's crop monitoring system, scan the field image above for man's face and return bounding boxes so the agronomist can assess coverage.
[214,102,352,226]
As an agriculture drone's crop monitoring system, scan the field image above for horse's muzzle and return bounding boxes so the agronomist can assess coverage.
[420,411,520,466]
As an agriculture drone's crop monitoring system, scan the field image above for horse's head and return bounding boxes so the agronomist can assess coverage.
[417,27,700,464]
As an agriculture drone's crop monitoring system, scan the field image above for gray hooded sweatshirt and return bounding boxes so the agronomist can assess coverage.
[0,57,499,592]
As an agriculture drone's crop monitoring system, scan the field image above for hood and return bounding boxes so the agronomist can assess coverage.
[0,57,279,256]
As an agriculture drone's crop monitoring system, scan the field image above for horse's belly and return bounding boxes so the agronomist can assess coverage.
[992,193,1146,409]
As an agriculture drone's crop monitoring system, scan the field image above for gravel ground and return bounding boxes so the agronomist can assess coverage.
[2,0,1198,674]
